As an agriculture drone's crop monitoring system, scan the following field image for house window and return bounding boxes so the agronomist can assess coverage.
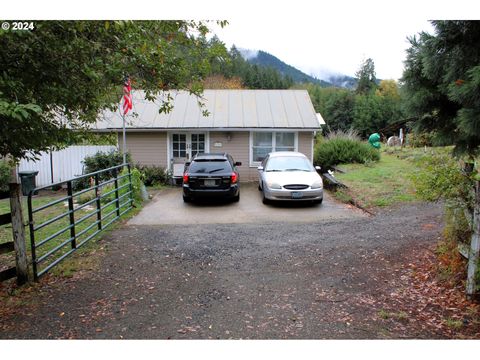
[251,131,297,164]
[252,132,273,163]
[172,134,186,158]
[275,132,295,152]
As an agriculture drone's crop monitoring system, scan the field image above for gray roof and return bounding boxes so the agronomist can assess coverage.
[94,89,321,131]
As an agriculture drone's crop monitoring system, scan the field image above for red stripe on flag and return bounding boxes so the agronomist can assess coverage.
[123,78,133,115]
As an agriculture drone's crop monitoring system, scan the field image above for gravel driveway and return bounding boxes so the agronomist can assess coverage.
[0,198,446,339]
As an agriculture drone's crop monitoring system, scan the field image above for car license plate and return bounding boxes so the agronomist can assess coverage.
[204,179,216,186]
[291,192,303,199]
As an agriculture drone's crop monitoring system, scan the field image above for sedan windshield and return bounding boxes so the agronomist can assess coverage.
[265,157,314,172]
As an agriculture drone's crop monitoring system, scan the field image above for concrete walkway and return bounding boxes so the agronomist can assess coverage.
[129,183,366,226]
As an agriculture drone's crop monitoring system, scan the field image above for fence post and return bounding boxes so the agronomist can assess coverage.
[95,174,102,230]
[467,180,480,298]
[27,191,38,281]
[114,168,120,217]
[9,183,29,285]
[127,163,133,207]
[67,181,76,249]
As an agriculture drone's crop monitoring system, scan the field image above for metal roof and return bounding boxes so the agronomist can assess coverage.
[94,89,321,131]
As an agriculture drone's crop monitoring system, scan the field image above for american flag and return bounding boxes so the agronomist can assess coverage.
[122,77,133,115]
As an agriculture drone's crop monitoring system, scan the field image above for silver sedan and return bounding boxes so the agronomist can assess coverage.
[257,152,323,204]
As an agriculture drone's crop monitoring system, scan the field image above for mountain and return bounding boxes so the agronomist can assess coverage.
[240,49,333,87]
[326,74,357,89]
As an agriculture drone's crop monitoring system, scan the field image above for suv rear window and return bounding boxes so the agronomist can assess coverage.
[189,160,232,174]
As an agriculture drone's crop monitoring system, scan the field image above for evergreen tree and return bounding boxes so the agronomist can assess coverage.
[403,20,480,155]
[211,45,293,89]
[355,58,377,95]
[402,20,480,295]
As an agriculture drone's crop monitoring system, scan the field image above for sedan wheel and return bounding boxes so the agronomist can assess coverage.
[262,191,270,205]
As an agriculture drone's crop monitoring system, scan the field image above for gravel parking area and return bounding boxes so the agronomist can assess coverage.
[0,200,447,339]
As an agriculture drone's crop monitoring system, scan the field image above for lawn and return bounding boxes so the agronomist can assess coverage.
[0,182,138,279]
[332,146,450,210]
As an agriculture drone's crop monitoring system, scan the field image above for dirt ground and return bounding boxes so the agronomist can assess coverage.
[0,197,479,339]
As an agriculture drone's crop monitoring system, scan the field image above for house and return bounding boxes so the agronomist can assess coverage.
[94,89,322,181]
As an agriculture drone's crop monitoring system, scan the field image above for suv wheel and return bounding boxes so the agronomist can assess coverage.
[183,195,191,203]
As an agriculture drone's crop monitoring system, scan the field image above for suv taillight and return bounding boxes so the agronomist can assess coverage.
[183,174,189,184]
[231,172,238,184]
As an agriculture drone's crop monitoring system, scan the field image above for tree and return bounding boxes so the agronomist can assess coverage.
[375,79,400,100]
[402,20,480,296]
[323,89,356,132]
[306,85,355,133]
[203,75,244,89]
[355,58,377,95]
[352,94,383,136]
[0,20,227,160]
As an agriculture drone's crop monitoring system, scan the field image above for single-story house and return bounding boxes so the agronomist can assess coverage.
[94,89,322,182]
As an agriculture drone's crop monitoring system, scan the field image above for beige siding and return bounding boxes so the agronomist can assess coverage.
[118,132,168,168]
[209,131,258,181]
[209,131,314,182]
[117,130,314,182]
[298,132,314,161]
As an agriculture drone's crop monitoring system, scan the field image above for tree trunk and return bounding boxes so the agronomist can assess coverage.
[466,180,480,298]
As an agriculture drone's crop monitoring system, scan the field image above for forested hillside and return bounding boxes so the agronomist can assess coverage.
[244,50,331,87]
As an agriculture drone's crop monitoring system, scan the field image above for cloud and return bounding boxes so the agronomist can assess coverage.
[238,48,259,60]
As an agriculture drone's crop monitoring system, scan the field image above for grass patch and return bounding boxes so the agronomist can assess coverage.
[332,147,421,209]
[378,309,409,321]
[0,183,141,280]
[444,317,463,329]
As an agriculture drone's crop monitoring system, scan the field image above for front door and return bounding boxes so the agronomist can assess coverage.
[171,133,207,176]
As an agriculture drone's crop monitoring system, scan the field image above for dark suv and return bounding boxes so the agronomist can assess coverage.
[182,153,241,203]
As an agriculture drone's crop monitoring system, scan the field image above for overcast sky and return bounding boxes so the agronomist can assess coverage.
[211,18,435,81]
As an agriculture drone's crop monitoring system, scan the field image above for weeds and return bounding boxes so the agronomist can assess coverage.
[378,309,409,321]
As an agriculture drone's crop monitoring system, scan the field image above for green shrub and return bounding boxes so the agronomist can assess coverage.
[75,168,143,207]
[407,131,436,148]
[0,160,12,193]
[314,137,380,169]
[137,165,170,186]
[74,150,131,190]
[407,130,453,148]
[411,152,473,203]
[120,167,143,204]
[411,151,474,284]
